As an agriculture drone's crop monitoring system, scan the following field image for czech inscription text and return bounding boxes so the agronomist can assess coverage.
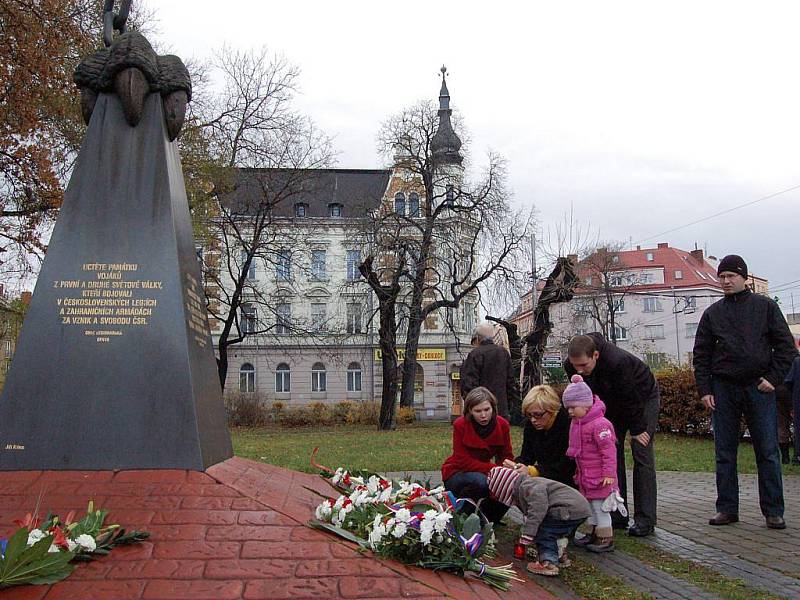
[53,263,163,342]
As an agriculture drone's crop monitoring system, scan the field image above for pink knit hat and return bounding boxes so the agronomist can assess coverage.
[562,374,594,407]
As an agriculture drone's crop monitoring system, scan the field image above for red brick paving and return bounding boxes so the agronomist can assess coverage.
[0,458,554,599]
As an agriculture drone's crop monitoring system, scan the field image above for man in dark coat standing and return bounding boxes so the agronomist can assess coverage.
[461,322,513,420]
[693,255,797,530]
[565,332,660,537]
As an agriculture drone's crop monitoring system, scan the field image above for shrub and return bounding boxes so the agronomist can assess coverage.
[278,406,314,427]
[396,406,416,425]
[353,400,380,425]
[333,401,356,423]
[309,401,333,425]
[655,364,709,435]
[225,392,270,427]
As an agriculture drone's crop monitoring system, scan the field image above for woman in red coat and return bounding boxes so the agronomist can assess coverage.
[441,387,515,524]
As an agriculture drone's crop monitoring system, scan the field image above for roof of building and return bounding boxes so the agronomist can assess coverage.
[221,168,391,218]
[579,243,722,292]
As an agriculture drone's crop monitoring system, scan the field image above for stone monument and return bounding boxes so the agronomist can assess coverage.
[0,1,233,470]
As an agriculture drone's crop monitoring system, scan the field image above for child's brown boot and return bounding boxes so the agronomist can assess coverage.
[586,527,614,553]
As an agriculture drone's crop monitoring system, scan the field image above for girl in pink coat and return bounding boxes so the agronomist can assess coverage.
[563,374,626,552]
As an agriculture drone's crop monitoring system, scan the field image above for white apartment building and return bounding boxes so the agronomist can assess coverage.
[207,75,479,419]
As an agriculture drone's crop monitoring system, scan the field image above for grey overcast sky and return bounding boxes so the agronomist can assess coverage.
[150,1,800,310]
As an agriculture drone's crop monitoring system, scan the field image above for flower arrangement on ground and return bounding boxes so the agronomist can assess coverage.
[0,501,149,589]
[308,450,521,591]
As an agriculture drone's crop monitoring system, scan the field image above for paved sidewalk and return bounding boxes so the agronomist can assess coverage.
[388,469,800,599]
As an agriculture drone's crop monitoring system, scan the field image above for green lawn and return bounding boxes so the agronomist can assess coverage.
[232,423,800,476]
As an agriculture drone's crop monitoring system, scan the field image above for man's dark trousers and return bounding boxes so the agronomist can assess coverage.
[711,379,784,517]
[612,393,659,528]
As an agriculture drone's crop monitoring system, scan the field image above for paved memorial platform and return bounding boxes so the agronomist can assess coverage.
[0,458,554,600]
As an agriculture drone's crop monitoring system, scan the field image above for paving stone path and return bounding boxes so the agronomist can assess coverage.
[388,469,800,599]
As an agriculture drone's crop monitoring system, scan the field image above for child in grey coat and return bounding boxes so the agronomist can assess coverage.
[487,465,591,576]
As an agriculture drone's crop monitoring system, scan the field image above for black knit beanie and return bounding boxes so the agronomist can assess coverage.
[717,255,748,278]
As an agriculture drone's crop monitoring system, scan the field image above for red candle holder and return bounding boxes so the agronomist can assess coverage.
[513,543,526,559]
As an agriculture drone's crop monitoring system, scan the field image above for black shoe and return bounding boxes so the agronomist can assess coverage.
[611,519,629,530]
[627,523,654,537]
[708,512,738,526]
[780,445,790,465]
[766,516,786,530]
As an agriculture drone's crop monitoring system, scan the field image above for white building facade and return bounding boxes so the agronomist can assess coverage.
[208,76,479,419]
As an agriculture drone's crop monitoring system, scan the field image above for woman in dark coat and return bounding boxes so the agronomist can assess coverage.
[506,385,576,487]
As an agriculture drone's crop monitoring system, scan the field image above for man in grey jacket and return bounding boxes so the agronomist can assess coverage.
[693,254,797,530]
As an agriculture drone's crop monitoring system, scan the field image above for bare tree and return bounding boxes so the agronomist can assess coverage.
[577,242,644,345]
[183,47,333,388]
[360,83,532,417]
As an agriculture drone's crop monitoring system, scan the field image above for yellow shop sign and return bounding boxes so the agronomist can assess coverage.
[374,348,446,361]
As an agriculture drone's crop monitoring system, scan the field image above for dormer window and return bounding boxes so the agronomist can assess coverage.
[328,203,343,218]
[394,192,405,215]
[675,270,683,279]
[294,203,307,217]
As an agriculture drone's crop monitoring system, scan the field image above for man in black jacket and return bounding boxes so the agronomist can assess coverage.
[693,254,796,530]
[461,322,512,420]
[565,332,659,537]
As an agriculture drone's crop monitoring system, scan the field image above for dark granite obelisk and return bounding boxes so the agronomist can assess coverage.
[0,78,232,470]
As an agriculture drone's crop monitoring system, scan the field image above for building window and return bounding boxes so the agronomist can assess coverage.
[311,362,327,392]
[310,303,327,331]
[346,302,362,334]
[644,324,665,339]
[328,203,343,217]
[645,352,668,370]
[464,303,475,334]
[3,340,12,358]
[674,269,683,279]
[684,296,697,313]
[446,185,455,202]
[613,325,628,341]
[611,255,619,264]
[241,304,256,334]
[686,322,699,338]
[409,192,420,217]
[347,362,362,392]
[241,250,256,280]
[646,252,654,261]
[276,303,291,334]
[239,363,255,393]
[643,297,663,312]
[609,275,625,287]
[276,249,292,280]
[394,192,405,215]
[275,363,290,393]
[310,250,327,280]
[346,250,361,281]
[613,298,625,313]
[294,203,307,217]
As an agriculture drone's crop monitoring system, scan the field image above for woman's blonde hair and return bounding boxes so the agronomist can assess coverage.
[521,385,561,416]
[463,387,497,421]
